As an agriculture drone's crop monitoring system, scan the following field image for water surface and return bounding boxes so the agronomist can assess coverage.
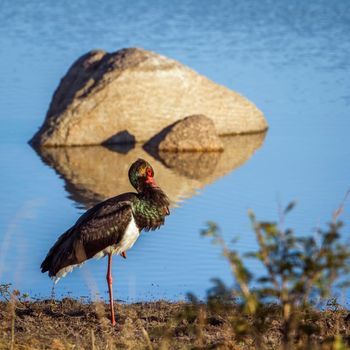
[0,0,349,301]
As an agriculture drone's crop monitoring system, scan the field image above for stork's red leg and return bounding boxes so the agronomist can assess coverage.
[106,253,116,326]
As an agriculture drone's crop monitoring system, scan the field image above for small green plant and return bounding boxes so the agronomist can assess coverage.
[0,283,30,309]
[201,201,350,349]
[0,283,12,302]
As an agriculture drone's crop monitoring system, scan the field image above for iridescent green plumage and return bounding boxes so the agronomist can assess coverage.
[132,198,167,231]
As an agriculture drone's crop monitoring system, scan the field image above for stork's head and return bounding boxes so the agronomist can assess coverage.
[128,159,156,193]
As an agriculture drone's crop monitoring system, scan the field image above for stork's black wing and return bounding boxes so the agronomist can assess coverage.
[41,192,137,277]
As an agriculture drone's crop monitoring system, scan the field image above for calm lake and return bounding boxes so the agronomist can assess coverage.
[0,0,349,302]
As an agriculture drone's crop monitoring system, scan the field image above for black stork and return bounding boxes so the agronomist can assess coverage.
[41,158,170,326]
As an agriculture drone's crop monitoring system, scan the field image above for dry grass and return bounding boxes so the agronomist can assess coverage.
[0,298,350,349]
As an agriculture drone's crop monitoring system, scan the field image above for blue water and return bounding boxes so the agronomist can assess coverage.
[0,0,349,302]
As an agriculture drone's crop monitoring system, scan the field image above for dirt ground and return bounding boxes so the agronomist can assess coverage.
[0,298,349,350]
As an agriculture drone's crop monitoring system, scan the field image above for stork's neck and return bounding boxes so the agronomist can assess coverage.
[133,184,170,231]
[139,183,169,208]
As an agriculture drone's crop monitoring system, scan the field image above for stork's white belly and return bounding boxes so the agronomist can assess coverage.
[95,215,140,258]
[114,215,140,254]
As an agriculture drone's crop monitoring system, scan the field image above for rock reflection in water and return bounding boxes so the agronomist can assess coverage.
[156,135,266,181]
[33,133,266,208]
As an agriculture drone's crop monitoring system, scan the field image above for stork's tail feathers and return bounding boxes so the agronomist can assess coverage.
[40,227,79,278]
[40,256,53,275]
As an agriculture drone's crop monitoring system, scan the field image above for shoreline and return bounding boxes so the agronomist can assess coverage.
[1,298,349,349]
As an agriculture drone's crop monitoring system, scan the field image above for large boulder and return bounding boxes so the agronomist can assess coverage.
[145,114,224,152]
[30,48,267,146]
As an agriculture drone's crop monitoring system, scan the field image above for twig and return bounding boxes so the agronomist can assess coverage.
[10,296,15,350]
[90,328,95,350]
[249,210,280,291]
[332,189,350,223]
[141,327,153,350]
